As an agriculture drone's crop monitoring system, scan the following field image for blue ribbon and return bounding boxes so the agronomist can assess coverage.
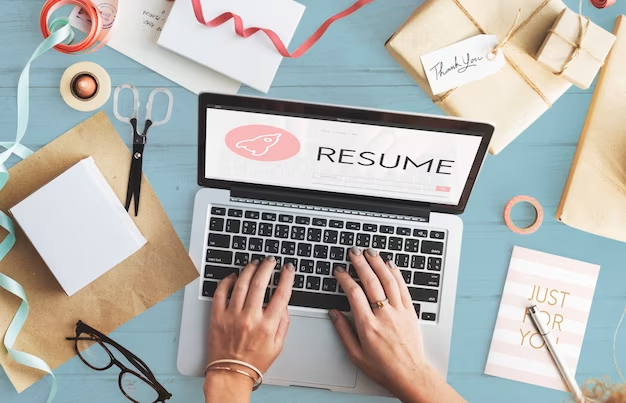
[0,18,73,403]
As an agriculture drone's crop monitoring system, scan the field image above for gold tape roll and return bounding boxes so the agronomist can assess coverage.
[60,62,111,112]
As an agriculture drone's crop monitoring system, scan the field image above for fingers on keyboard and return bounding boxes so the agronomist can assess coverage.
[360,249,400,305]
[334,268,373,319]
[266,265,295,319]
[203,207,445,321]
[350,250,386,303]
[246,258,277,311]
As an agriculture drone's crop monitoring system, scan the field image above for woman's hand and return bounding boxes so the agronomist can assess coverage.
[330,247,466,403]
[204,258,295,402]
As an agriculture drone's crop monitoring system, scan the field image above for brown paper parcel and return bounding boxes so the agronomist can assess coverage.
[557,16,626,242]
[385,0,572,155]
[535,8,616,90]
[0,112,199,392]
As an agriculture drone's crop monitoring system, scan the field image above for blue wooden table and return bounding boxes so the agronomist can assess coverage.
[2,1,626,402]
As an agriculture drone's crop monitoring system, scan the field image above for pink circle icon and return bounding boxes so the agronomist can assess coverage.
[225,125,300,162]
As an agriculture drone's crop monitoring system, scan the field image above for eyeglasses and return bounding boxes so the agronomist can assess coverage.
[66,320,172,403]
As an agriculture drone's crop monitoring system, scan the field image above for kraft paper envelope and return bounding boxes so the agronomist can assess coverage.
[0,112,198,392]
[557,16,626,242]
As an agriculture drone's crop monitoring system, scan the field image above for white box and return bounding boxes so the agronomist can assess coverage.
[10,157,147,296]
[158,0,305,93]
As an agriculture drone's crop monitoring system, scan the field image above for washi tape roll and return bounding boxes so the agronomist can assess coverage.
[60,62,111,112]
[503,195,544,234]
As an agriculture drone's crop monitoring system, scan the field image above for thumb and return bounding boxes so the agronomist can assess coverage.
[329,310,364,365]
[274,309,291,347]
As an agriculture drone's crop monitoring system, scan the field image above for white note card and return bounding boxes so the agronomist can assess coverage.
[420,34,506,95]
[10,157,147,297]
[158,0,305,93]
[484,247,600,391]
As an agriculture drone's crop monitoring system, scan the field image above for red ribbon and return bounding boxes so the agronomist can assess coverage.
[589,0,616,8]
[191,0,374,59]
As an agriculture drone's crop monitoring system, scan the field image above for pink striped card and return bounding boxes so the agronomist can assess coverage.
[485,246,600,391]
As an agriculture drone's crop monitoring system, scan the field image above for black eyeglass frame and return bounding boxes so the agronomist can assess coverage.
[66,320,172,403]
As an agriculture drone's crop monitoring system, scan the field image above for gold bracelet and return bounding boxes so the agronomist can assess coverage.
[205,359,264,389]
[205,366,262,391]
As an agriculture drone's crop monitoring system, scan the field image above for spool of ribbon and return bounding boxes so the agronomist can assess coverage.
[40,0,116,53]
[191,0,374,58]
[0,1,115,401]
[589,0,616,8]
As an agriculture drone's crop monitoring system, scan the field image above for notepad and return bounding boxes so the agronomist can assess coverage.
[158,0,306,93]
[10,157,147,297]
[484,247,600,391]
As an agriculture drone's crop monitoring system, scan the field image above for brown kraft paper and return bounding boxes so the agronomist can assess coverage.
[0,112,199,392]
[386,0,572,155]
[557,16,626,242]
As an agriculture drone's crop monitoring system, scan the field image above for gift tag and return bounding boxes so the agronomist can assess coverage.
[421,34,506,95]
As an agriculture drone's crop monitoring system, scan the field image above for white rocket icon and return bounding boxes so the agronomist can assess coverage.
[235,133,282,157]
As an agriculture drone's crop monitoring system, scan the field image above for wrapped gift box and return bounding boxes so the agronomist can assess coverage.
[385,0,572,155]
[557,16,626,242]
[536,8,616,89]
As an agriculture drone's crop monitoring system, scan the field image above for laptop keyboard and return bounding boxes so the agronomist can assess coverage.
[199,205,447,322]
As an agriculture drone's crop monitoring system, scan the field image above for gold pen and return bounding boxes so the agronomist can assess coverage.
[528,305,584,402]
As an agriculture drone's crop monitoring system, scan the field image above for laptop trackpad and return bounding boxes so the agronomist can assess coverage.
[266,315,358,388]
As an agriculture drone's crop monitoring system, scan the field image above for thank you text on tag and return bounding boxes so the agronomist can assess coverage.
[420,34,506,95]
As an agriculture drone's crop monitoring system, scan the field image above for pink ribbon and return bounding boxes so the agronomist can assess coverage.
[191,0,374,59]
[589,0,616,8]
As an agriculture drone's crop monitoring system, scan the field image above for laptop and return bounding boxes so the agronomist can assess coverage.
[178,93,493,396]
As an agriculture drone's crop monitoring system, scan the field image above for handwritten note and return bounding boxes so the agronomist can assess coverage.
[485,247,600,391]
[420,35,505,95]
[70,0,169,33]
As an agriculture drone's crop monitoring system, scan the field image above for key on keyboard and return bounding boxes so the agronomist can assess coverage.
[200,205,447,321]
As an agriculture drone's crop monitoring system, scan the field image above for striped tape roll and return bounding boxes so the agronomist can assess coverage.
[503,195,544,235]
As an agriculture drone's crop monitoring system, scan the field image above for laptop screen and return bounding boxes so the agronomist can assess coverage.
[203,106,484,207]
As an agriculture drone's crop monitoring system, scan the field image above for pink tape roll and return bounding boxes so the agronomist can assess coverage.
[590,0,616,8]
[503,195,544,234]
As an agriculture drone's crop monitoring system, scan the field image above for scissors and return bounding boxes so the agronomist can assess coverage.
[114,84,173,216]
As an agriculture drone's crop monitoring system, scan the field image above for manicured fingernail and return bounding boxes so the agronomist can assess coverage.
[366,248,378,257]
[350,246,361,256]
[267,255,276,262]
[334,266,346,273]
[387,260,397,269]
[285,263,295,271]
[251,259,259,265]
[329,311,338,322]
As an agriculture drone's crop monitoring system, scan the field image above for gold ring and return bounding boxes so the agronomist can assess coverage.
[369,299,388,309]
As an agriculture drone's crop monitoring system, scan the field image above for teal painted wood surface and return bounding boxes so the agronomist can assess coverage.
[1,1,626,402]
